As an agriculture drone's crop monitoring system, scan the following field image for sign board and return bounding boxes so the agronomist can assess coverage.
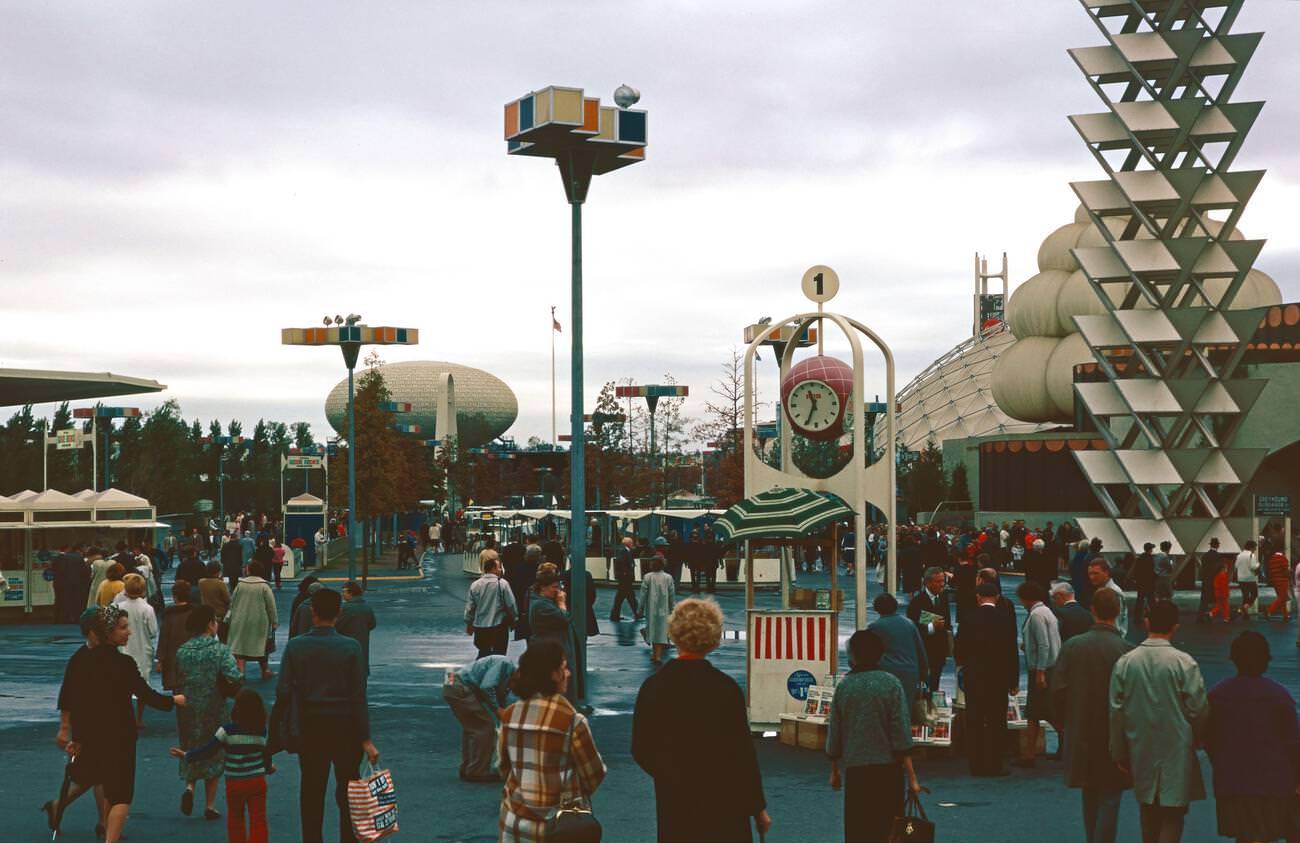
[1255,495,1291,516]
[801,265,840,304]
[55,429,84,449]
[194,499,214,513]
[286,455,323,470]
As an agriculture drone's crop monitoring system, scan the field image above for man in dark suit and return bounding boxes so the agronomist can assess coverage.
[220,534,243,593]
[906,566,952,693]
[1051,582,1093,644]
[609,537,639,621]
[955,581,1020,776]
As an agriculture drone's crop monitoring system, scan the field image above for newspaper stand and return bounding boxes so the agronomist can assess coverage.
[716,495,850,732]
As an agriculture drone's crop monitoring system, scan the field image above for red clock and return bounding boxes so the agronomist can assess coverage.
[781,356,854,441]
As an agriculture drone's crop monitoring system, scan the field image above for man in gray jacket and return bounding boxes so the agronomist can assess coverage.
[464,550,518,659]
[1016,580,1061,768]
[1109,600,1209,843]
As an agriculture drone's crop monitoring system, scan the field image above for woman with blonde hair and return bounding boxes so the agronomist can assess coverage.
[637,555,675,664]
[96,563,127,607]
[117,573,160,727]
[632,598,771,842]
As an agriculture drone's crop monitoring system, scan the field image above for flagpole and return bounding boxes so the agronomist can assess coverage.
[551,306,557,447]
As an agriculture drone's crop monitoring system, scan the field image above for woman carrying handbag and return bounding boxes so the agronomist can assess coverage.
[498,640,606,843]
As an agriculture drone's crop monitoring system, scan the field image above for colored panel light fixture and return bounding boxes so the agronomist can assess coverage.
[73,407,141,419]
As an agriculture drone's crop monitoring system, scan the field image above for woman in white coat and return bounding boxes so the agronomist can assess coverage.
[117,573,159,727]
[638,554,676,664]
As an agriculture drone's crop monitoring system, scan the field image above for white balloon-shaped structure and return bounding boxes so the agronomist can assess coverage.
[991,207,1282,424]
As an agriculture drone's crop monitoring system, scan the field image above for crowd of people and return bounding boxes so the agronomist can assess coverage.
[40,510,1300,843]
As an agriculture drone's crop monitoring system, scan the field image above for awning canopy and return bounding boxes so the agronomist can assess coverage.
[0,368,165,408]
[714,488,854,541]
[0,487,156,529]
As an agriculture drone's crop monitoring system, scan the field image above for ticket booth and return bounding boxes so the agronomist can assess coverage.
[0,488,159,617]
[283,493,325,573]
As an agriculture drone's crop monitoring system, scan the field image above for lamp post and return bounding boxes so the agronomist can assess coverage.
[282,315,418,580]
[505,84,647,705]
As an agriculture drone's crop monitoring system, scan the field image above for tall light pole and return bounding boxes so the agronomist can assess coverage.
[506,84,646,705]
[282,315,418,580]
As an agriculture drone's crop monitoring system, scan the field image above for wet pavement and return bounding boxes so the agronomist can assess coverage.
[3,555,1298,842]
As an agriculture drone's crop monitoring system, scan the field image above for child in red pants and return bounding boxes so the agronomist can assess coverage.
[1210,560,1232,623]
[172,688,272,843]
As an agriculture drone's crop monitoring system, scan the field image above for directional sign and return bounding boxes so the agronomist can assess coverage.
[286,455,323,469]
[380,401,413,413]
[393,423,423,434]
[55,429,85,450]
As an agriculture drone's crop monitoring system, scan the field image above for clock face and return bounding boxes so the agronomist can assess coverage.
[785,379,842,437]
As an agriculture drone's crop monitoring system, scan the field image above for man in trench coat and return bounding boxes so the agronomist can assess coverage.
[1109,600,1209,843]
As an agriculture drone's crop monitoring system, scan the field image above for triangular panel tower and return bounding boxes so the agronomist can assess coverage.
[1068,0,1269,555]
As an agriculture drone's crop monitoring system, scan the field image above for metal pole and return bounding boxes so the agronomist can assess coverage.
[218,449,225,532]
[91,417,98,491]
[347,358,359,582]
[568,194,589,707]
[103,422,111,489]
[552,305,558,447]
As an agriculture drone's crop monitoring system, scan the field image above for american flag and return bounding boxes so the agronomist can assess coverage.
[752,614,827,662]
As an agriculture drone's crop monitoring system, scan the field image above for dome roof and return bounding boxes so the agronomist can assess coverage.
[325,360,517,448]
[890,323,1055,451]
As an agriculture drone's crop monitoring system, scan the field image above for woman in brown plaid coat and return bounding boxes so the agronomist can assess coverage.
[498,639,606,842]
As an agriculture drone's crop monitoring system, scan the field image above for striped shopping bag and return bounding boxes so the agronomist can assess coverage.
[347,762,399,842]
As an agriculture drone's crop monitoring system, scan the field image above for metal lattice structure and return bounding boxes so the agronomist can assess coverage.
[892,323,1055,451]
[1069,0,1269,555]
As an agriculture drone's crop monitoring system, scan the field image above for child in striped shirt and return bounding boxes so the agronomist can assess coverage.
[171,687,273,843]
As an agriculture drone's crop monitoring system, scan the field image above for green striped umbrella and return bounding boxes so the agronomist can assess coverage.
[713,487,853,541]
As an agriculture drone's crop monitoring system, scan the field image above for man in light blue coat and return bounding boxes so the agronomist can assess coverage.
[1109,600,1209,843]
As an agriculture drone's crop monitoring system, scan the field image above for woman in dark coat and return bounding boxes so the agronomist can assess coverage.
[1207,631,1300,842]
[287,574,319,638]
[156,579,196,690]
[528,570,578,699]
[48,605,184,843]
[632,598,771,843]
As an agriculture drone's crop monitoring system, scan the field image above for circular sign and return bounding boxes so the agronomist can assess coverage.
[801,265,840,304]
[787,669,817,701]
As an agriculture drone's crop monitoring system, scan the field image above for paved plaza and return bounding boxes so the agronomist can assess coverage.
[4,556,1295,843]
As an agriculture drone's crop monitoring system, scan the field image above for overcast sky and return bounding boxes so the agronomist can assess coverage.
[4,1,1298,444]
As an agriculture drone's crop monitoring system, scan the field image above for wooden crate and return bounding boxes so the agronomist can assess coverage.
[777,714,828,751]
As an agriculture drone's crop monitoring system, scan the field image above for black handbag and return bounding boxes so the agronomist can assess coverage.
[546,717,602,843]
[887,791,934,843]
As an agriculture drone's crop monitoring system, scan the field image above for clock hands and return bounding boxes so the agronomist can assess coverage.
[804,394,820,425]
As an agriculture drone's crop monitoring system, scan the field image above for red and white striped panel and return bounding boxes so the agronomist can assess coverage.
[751,614,827,662]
